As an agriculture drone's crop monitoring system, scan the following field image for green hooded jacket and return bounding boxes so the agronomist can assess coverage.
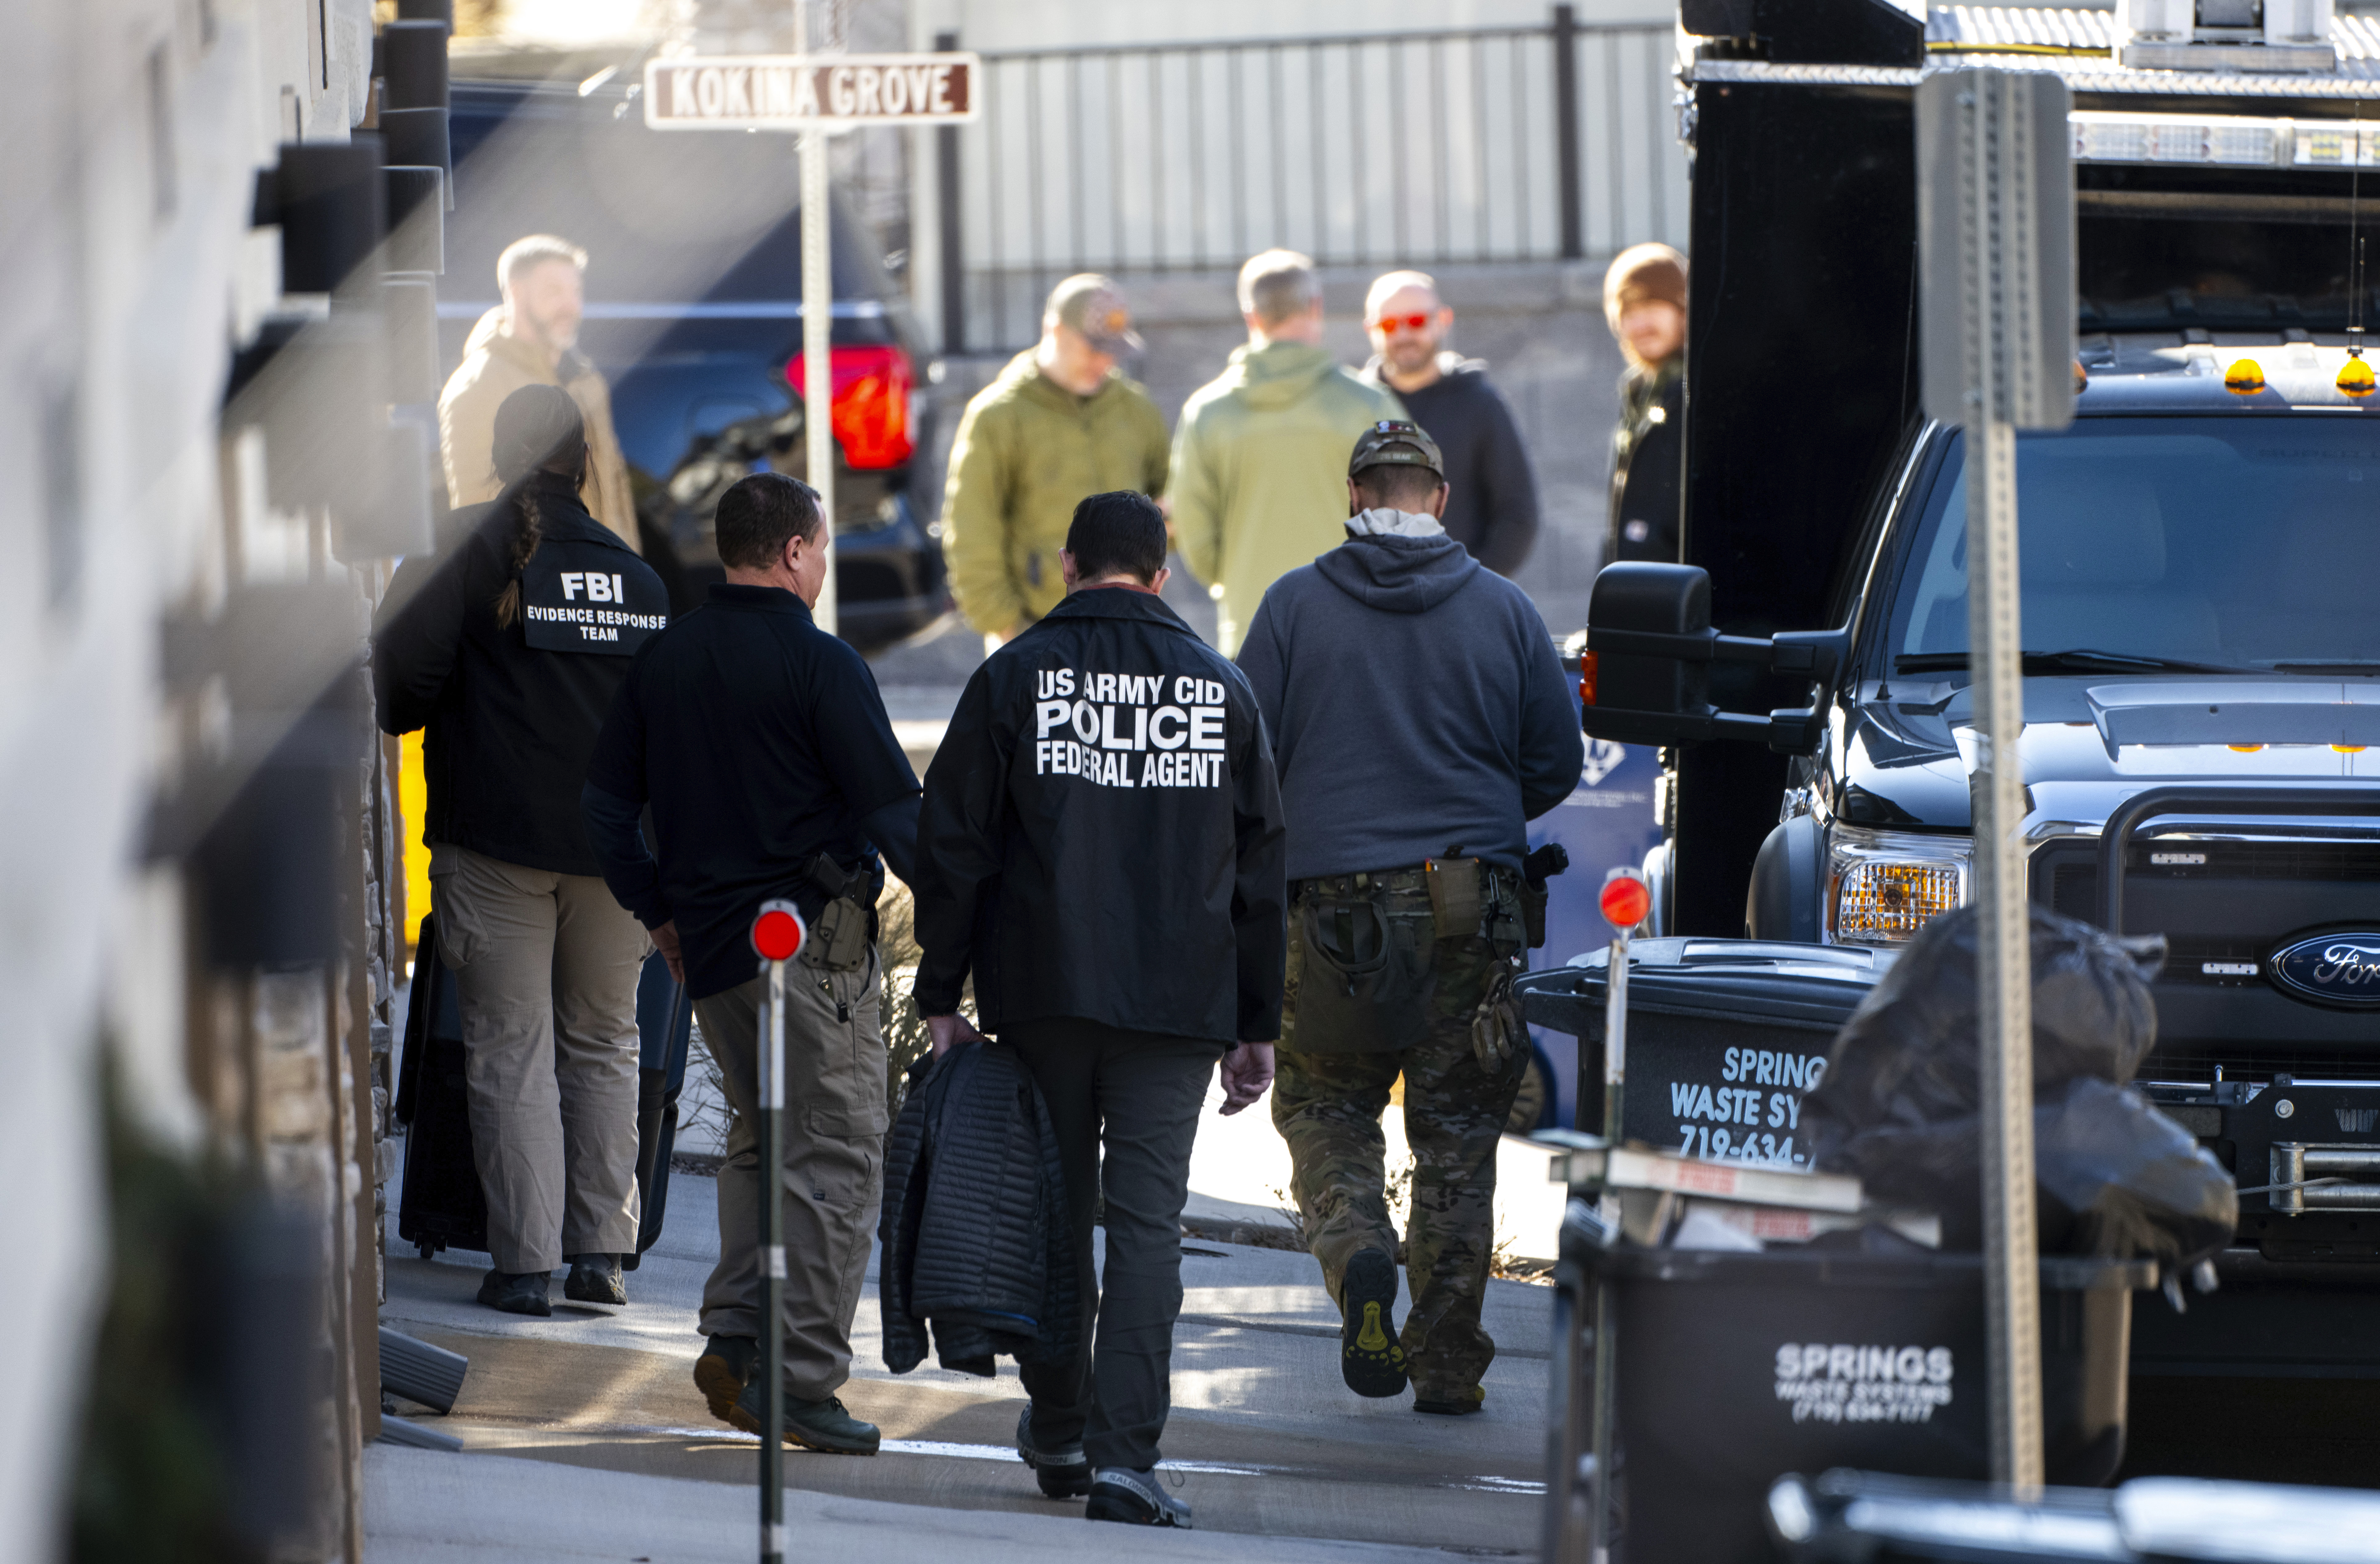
[939,350,1172,637]
[1170,341,1406,653]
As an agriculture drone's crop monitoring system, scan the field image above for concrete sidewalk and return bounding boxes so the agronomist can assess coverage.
[375,1098,1554,1559]
[365,1443,1471,1563]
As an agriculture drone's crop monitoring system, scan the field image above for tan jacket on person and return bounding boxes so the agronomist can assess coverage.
[438,308,639,551]
[939,349,1172,637]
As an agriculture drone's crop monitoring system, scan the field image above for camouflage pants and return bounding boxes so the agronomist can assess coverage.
[1272,884,1526,1397]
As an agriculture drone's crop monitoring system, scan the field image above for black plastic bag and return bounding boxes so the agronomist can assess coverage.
[1805,905,2234,1265]
[1808,903,2166,1138]
[1812,1079,2236,1263]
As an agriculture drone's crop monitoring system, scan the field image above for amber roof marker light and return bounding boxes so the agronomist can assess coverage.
[2225,358,2266,395]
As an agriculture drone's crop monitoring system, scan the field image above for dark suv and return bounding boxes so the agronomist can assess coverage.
[443,72,950,651]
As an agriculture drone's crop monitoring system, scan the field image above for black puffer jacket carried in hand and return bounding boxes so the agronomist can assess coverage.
[879,1041,1079,1377]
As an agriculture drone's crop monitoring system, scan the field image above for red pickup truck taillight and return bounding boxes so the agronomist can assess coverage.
[786,343,915,470]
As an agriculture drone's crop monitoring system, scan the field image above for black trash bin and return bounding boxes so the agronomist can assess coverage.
[1516,939,1890,1158]
[1550,1202,2155,1564]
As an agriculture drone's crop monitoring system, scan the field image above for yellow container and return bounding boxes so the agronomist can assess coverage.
[397,730,431,955]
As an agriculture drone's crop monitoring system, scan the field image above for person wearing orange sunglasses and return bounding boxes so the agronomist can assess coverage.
[1358,271,1541,577]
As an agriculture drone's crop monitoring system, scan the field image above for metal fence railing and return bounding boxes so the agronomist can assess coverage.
[935,7,1686,351]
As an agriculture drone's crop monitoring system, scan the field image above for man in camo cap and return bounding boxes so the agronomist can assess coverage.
[1235,418,1582,1417]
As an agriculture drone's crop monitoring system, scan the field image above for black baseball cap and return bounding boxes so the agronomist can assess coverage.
[1347,419,1444,480]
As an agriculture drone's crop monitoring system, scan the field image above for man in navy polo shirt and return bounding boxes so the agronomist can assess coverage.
[583,472,920,1457]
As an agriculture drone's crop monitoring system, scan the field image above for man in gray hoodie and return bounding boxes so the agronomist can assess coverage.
[1236,420,1583,1419]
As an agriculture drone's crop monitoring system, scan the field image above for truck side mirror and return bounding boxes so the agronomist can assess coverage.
[1579,562,1846,756]
[1585,564,1712,739]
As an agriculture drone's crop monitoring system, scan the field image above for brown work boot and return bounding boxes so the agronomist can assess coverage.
[1413,1382,1487,1416]
[693,1334,759,1425]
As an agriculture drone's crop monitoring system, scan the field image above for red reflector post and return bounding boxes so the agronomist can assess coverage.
[751,899,806,963]
[1599,871,1649,932]
[785,344,915,469]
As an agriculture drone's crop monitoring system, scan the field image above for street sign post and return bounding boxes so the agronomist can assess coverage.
[643,42,980,638]
[1915,64,2075,1497]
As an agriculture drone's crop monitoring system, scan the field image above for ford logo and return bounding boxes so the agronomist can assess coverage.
[2269,933,2380,1008]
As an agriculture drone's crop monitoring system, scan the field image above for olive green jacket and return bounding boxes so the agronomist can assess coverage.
[939,351,1172,637]
[1169,341,1405,654]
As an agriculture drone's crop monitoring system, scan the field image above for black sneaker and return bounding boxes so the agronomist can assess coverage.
[563,1254,626,1306]
[693,1335,759,1425]
[1414,1383,1487,1416]
[1086,1467,1192,1528]
[729,1379,881,1456]
[1015,1404,1092,1499]
[1339,1248,1409,1398]
[476,1269,552,1317]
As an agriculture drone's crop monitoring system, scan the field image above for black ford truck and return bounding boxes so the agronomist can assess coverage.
[1579,0,2380,1378]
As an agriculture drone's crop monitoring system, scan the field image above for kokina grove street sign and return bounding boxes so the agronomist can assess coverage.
[642,52,981,130]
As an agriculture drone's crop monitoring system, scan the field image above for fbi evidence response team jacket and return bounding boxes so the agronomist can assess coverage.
[911,587,1289,1046]
[374,479,669,876]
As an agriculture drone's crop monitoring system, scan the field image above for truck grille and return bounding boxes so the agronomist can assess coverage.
[2036,839,2380,986]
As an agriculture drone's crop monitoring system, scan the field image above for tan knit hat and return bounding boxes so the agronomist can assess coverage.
[1603,242,1688,334]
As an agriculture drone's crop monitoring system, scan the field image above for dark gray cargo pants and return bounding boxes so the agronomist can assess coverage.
[1007,1020,1221,1472]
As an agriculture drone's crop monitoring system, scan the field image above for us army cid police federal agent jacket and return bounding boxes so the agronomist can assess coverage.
[911,586,1288,1046]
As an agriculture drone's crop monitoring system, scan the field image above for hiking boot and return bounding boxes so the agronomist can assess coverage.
[693,1335,759,1425]
[1339,1249,1409,1398]
[1015,1404,1092,1499]
[1414,1383,1487,1416]
[729,1379,881,1456]
[563,1254,626,1306]
[1086,1467,1192,1528]
[476,1269,552,1317]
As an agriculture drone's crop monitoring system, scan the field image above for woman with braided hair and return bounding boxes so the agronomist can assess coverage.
[375,384,671,1316]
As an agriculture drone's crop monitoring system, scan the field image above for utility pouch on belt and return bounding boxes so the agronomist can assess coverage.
[1423,857,1484,941]
[1296,892,1433,1053]
[799,853,873,972]
[802,897,872,972]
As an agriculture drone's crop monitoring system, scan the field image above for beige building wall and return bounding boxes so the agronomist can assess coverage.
[1,0,410,1556]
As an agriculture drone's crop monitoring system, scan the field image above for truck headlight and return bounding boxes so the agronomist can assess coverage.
[1827,825,1970,945]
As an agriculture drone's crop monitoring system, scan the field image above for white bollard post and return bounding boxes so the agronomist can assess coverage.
[749,899,806,1564]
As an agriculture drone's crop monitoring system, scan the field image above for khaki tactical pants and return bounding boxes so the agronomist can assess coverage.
[431,846,650,1275]
[693,950,886,1402]
[1272,872,1527,1398]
